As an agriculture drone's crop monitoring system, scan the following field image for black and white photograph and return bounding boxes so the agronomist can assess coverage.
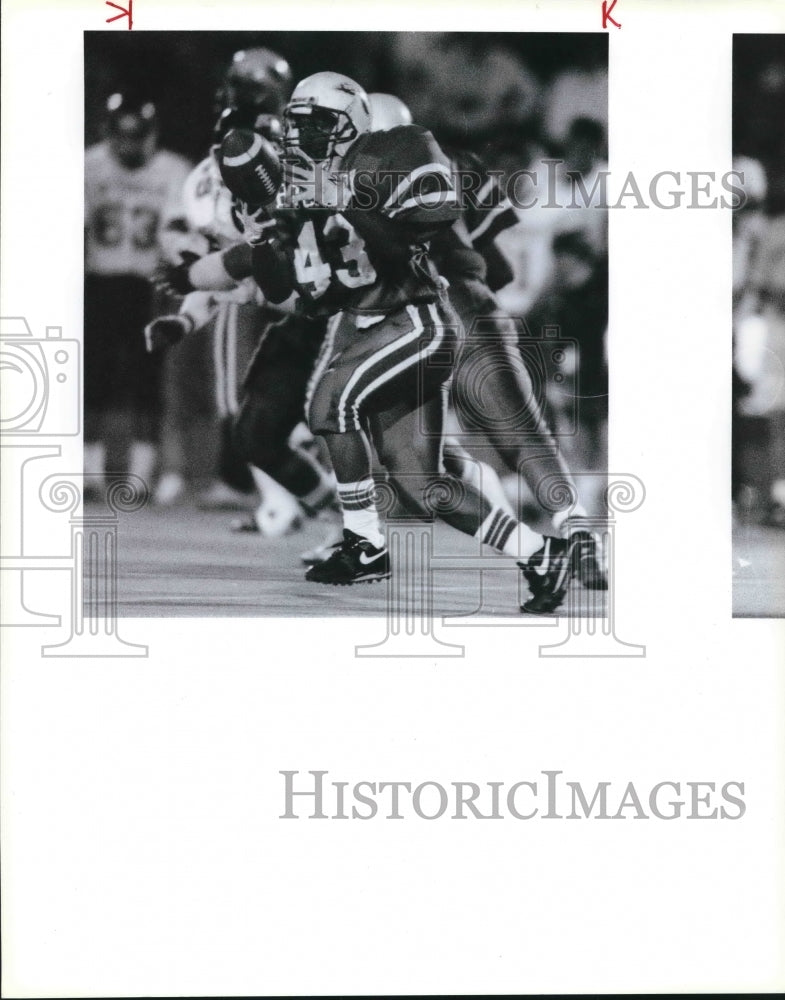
[732,33,785,617]
[2,2,784,997]
[83,30,609,618]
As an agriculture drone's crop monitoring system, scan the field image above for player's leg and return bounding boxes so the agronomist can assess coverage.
[307,300,520,549]
[371,391,584,612]
[303,308,439,583]
[442,437,516,517]
[371,391,544,558]
[167,302,225,502]
[232,313,337,519]
[97,275,160,484]
[451,305,581,527]
[306,301,581,608]
[767,410,785,525]
[763,309,785,525]
[83,274,115,496]
[451,294,607,590]
[215,300,257,497]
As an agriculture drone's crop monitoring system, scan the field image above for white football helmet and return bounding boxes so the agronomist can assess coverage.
[283,71,371,166]
[368,92,412,132]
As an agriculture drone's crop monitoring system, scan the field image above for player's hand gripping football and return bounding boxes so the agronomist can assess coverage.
[235,201,278,245]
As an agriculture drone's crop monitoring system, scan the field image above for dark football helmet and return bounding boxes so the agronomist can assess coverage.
[213,47,293,145]
[105,91,158,168]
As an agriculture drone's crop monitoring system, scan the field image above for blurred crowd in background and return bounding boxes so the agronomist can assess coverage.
[733,35,785,528]
[84,31,608,522]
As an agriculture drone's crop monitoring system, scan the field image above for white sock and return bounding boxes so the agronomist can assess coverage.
[83,442,105,478]
[552,502,588,533]
[129,441,157,486]
[504,524,546,560]
[771,479,785,507]
[475,506,544,559]
[338,479,385,548]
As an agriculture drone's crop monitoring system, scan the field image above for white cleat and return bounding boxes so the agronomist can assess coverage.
[154,472,186,506]
[300,521,345,565]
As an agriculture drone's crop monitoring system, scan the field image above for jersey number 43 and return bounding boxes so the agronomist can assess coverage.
[292,215,376,298]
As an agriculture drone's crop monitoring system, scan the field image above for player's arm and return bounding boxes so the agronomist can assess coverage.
[245,212,298,304]
[460,156,518,291]
[477,236,514,292]
[248,242,296,302]
[153,248,238,296]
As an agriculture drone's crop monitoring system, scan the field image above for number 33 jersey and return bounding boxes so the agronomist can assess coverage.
[85,142,192,278]
[278,125,461,317]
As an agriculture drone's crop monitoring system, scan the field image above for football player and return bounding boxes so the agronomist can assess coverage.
[241,71,592,612]
[84,91,192,493]
[148,48,336,534]
[734,157,785,526]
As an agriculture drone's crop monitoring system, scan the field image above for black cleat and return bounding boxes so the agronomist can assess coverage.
[562,517,609,590]
[518,534,583,614]
[230,515,260,533]
[573,531,608,590]
[305,529,390,585]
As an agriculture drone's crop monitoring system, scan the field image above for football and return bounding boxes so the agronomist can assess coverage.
[219,128,283,207]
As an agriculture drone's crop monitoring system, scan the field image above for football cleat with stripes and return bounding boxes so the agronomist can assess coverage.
[518,533,586,614]
[561,516,609,591]
[305,529,390,585]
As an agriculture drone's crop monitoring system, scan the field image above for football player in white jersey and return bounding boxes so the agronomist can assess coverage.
[147,49,337,534]
[84,92,191,494]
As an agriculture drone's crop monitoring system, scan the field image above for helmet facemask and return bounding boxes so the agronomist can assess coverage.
[283,105,359,168]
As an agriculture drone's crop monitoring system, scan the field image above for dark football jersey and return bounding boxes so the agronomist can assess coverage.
[276,125,461,317]
[272,207,375,317]
[454,149,518,254]
[432,149,519,292]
